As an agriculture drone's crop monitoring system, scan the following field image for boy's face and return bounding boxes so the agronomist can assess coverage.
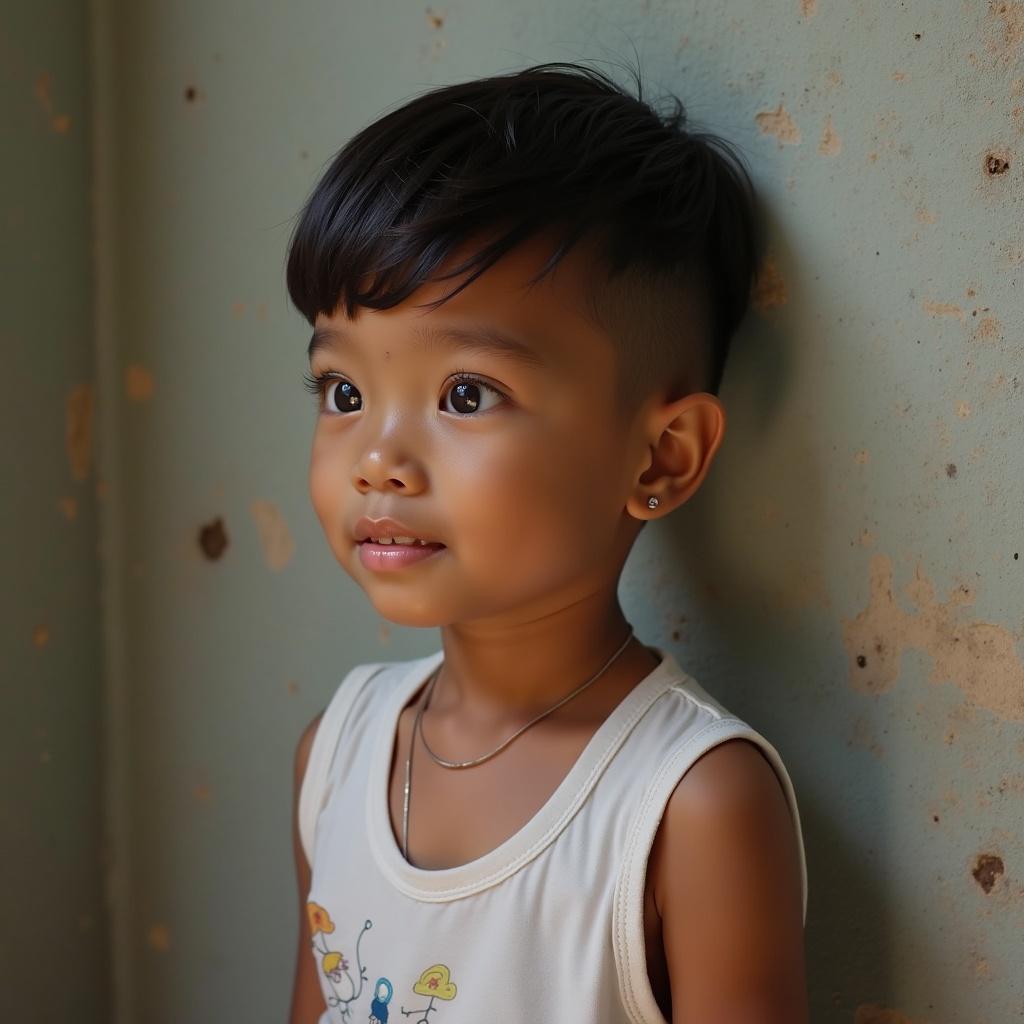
[307,227,655,628]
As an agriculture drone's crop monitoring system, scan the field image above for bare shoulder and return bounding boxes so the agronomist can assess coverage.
[294,709,325,784]
[650,737,807,1023]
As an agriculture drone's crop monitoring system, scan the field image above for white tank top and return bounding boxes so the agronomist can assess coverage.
[299,646,808,1024]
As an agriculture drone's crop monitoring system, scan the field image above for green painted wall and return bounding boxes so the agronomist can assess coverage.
[1,2,109,1020]
[7,2,1022,1021]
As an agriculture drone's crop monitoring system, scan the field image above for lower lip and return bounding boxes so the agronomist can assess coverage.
[357,540,447,571]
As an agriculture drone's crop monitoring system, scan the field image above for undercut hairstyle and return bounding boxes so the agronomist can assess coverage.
[286,59,764,416]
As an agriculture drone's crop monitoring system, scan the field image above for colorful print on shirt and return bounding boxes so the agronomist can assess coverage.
[307,901,459,1022]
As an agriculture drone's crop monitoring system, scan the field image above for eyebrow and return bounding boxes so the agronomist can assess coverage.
[307,321,547,369]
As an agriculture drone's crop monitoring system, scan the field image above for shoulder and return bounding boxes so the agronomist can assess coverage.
[293,709,325,787]
[650,736,808,1020]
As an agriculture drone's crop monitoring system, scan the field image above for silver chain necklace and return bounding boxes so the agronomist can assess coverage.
[401,626,636,861]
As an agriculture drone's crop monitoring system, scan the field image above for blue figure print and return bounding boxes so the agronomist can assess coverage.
[398,963,458,1022]
[369,976,394,1022]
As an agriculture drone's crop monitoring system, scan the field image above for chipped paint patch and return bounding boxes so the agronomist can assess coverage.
[750,257,788,311]
[250,500,294,571]
[842,553,1024,720]
[66,382,94,481]
[819,114,841,155]
[125,364,154,401]
[921,299,965,320]
[755,102,801,146]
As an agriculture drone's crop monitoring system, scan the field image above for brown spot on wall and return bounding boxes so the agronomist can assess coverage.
[945,462,957,478]
[231,301,246,318]
[755,102,801,146]
[842,553,1024,720]
[971,315,1002,342]
[198,517,229,560]
[892,70,906,81]
[858,528,876,548]
[819,113,842,156]
[146,923,171,951]
[193,783,213,802]
[984,1,1024,66]
[800,0,817,17]
[58,496,78,521]
[955,400,971,418]
[848,714,885,758]
[972,852,1004,893]
[250,500,295,571]
[853,449,869,465]
[286,679,300,696]
[915,207,937,223]
[425,6,444,28]
[921,299,965,320]
[853,1004,918,1024]
[66,382,94,481]
[184,84,199,102]
[750,257,788,311]
[34,70,72,134]
[124,364,155,402]
[985,150,1011,174]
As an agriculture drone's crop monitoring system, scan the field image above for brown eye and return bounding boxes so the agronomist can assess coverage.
[442,374,505,416]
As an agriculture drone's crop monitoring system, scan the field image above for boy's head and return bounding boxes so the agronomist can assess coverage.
[287,62,757,627]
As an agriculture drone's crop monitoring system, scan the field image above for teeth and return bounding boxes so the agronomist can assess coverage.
[374,536,424,546]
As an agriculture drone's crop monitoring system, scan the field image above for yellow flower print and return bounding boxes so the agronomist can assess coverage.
[306,901,335,936]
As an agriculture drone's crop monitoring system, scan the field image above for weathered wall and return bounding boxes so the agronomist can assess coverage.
[0,2,109,1021]
[16,1,1023,1021]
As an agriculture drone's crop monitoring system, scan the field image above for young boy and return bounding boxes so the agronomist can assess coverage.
[287,61,807,1023]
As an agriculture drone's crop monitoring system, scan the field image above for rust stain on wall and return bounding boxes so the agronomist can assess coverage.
[250,499,295,571]
[853,1004,924,1024]
[842,553,1024,721]
[800,0,818,17]
[33,71,72,133]
[921,299,965,320]
[198,516,229,560]
[58,496,77,520]
[755,102,801,146]
[66,382,94,481]
[984,1,1024,65]
[146,923,171,951]
[124,363,155,401]
[750,257,788,311]
[819,113,842,155]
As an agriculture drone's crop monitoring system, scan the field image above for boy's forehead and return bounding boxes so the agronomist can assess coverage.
[318,226,613,368]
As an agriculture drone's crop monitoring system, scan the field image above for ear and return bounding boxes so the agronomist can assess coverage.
[625,392,726,519]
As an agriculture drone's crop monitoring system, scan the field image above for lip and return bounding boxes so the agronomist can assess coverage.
[353,515,445,545]
[357,540,447,572]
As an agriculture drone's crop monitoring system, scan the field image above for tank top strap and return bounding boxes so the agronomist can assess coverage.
[611,714,809,1024]
[298,659,390,866]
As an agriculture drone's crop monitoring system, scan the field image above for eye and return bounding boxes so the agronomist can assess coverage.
[302,372,361,414]
[441,372,506,416]
[302,370,506,417]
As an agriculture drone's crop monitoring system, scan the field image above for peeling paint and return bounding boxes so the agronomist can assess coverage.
[66,382,94,481]
[842,553,1024,721]
[972,852,1005,893]
[750,257,788,311]
[250,499,294,571]
[818,113,842,156]
[754,102,801,146]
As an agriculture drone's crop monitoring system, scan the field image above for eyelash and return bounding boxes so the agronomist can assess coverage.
[301,368,507,415]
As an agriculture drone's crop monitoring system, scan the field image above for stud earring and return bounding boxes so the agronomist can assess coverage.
[647,496,659,509]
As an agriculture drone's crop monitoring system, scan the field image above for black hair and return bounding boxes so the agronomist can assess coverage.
[286,59,764,410]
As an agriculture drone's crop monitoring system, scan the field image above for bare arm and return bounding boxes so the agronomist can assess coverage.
[289,710,328,1024]
[652,738,808,1024]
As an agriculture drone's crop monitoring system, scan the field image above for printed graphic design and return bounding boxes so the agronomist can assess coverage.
[401,964,458,1021]
[306,900,459,1022]
[307,901,373,1021]
[368,976,392,1022]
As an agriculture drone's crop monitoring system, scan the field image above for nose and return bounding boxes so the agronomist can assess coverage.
[352,438,427,495]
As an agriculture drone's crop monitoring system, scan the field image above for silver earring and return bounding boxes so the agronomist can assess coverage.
[647,496,659,509]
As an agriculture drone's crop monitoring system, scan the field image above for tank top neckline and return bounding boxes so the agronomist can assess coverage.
[365,643,683,901]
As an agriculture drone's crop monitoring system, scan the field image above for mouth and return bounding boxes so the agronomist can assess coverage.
[357,538,447,571]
